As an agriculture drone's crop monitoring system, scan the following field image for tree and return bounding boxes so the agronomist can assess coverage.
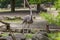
[0,0,10,8]
[15,0,23,7]
[29,0,56,13]
[54,0,60,9]
[40,12,60,32]
[29,0,42,13]
[23,0,26,8]
[10,0,15,12]
[10,0,23,12]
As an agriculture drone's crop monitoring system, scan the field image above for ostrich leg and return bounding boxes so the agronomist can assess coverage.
[22,0,33,34]
[26,23,31,33]
[22,22,27,34]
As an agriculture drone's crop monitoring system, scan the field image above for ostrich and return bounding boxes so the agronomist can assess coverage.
[22,0,34,33]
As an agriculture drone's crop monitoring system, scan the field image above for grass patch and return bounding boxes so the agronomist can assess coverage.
[48,32,60,40]
[0,9,11,12]
[2,19,22,23]
[0,33,8,37]
[25,33,34,39]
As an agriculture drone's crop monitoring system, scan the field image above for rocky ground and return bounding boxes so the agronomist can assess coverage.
[0,10,60,31]
[0,8,59,40]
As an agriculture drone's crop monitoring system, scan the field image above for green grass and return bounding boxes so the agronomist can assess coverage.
[0,9,11,12]
[2,19,22,23]
[0,33,21,37]
[25,33,34,39]
[48,32,60,40]
[1,33,8,37]
[0,33,8,37]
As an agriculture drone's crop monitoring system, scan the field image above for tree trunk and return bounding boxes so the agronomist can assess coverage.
[10,0,15,12]
[24,0,26,8]
[37,3,40,13]
[46,24,50,33]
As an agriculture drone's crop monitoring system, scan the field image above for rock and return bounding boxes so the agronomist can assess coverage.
[0,36,13,40]
[13,34,25,40]
[37,31,48,37]
[32,32,49,40]
[26,38,31,40]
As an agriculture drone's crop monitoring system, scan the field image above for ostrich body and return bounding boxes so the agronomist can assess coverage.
[22,15,33,24]
[22,0,33,26]
[22,15,33,33]
[22,0,34,33]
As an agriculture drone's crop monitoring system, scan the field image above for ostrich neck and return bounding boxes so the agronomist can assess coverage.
[30,7,32,16]
[25,0,32,16]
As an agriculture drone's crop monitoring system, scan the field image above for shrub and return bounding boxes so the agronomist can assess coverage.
[40,12,60,26]
[25,34,33,39]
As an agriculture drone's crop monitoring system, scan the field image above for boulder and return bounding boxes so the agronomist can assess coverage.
[32,32,49,40]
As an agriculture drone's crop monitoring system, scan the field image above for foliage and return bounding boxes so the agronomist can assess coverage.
[54,0,60,9]
[29,0,41,4]
[0,0,10,8]
[15,0,23,7]
[0,33,8,37]
[40,12,56,24]
[0,0,58,8]
[29,0,56,4]
[48,32,60,40]
[25,34,33,38]
[0,0,23,8]
[40,12,60,26]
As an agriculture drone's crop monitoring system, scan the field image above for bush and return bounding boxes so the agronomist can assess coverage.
[48,32,60,40]
[40,12,60,26]
[25,34,33,39]
[54,0,60,9]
